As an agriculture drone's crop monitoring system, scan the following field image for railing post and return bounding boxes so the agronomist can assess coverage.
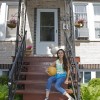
[15,0,22,55]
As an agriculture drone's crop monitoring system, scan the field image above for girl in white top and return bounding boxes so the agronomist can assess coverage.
[44,49,74,100]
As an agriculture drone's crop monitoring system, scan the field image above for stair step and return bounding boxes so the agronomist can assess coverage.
[16,89,73,94]
[17,90,69,100]
[22,65,49,72]
[23,57,56,65]
[16,80,46,84]
[16,80,74,85]
[20,72,48,80]
[21,72,47,75]
[16,80,74,92]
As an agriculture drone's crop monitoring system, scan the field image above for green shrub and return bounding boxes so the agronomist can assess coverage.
[14,94,23,100]
[0,85,8,100]
[81,78,100,100]
[0,75,8,85]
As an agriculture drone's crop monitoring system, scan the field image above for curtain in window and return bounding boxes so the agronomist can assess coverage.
[94,22,100,38]
[94,5,100,15]
[75,5,87,20]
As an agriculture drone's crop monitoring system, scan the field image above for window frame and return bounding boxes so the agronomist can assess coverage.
[80,71,96,83]
[93,4,100,40]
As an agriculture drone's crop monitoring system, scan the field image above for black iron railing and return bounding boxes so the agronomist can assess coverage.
[8,31,27,100]
[64,32,81,100]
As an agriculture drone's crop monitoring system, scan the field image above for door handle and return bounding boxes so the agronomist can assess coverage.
[56,30,57,33]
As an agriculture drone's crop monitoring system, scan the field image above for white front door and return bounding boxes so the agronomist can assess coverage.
[36,9,58,55]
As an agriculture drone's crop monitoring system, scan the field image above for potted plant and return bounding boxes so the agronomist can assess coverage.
[75,19,84,28]
[25,45,32,56]
[7,19,17,28]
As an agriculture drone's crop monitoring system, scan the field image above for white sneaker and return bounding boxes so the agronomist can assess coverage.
[44,97,48,100]
[68,97,74,100]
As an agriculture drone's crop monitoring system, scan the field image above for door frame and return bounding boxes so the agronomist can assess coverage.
[36,8,58,55]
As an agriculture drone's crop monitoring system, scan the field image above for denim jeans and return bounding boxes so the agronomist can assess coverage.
[46,75,66,94]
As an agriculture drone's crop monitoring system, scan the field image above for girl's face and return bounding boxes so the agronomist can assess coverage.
[57,50,64,59]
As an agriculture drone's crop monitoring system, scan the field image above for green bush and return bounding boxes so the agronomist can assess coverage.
[0,85,8,100]
[81,78,100,100]
[0,75,8,85]
[14,94,23,100]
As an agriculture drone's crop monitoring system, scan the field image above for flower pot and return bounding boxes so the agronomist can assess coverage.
[25,49,32,56]
[75,23,84,28]
[75,23,81,28]
[7,23,16,28]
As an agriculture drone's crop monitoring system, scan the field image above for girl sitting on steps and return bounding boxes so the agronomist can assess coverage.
[44,49,74,100]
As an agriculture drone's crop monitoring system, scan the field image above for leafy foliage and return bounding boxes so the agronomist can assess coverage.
[81,78,100,100]
[0,75,8,85]
[0,85,8,100]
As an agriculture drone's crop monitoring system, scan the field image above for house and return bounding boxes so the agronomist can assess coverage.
[73,1,100,83]
[0,0,100,100]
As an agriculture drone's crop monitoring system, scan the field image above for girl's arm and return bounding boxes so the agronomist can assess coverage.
[65,66,70,84]
[50,61,56,67]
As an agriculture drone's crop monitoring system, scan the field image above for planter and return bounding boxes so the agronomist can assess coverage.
[7,23,16,28]
[75,22,84,28]
[75,19,84,28]
[7,19,17,28]
[25,49,32,56]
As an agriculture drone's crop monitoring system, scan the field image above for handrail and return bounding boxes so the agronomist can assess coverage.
[8,31,27,100]
[64,32,81,100]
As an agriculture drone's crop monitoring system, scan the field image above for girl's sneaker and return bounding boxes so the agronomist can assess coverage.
[44,97,48,100]
[68,97,75,100]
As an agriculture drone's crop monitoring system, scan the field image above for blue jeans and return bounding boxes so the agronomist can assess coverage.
[46,75,66,94]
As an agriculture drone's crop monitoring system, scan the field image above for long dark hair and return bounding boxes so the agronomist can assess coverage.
[56,49,68,71]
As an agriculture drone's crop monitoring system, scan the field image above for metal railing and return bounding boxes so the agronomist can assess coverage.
[8,31,27,100]
[64,32,81,100]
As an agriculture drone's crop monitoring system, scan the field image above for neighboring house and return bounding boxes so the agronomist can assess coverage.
[73,2,100,83]
[0,0,100,83]
[0,1,18,75]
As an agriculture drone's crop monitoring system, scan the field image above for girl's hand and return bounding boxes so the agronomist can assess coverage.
[45,69,50,76]
[64,79,69,84]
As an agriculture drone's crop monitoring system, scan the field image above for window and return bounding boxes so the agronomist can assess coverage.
[94,5,100,15]
[94,22,100,38]
[96,72,100,78]
[0,4,1,18]
[84,72,91,83]
[74,4,88,39]
[6,5,18,38]
[80,71,91,83]
[2,71,9,76]
[74,4,87,28]
[0,4,1,13]
[93,4,100,39]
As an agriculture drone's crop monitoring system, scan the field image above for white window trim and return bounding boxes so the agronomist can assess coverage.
[80,71,96,83]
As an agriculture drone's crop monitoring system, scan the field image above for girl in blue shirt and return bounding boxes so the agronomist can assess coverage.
[44,49,74,100]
